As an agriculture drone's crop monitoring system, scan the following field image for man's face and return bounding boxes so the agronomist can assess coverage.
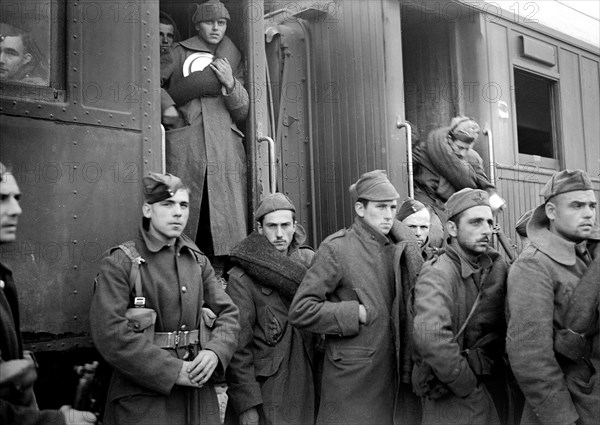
[196,19,227,45]
[452,140,473,158]
[546,190,597,242]
[402,208,431,247]
[258,210,296,252]
[448,205,493,256]
[0,173,22,244]
[159,23,175,51]
[0,34,31,81]
[356,199,397,235]
[143,189,189,244]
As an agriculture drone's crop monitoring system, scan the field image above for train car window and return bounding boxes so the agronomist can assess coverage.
[514,68,557,159]
[0,1,52,87]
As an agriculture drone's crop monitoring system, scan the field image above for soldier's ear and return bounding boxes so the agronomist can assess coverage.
[23,53,32,66]
[256,221,264,234]
[545,202,557,221]
[447,220,458,237]
[142,203,152,219]
[355,201,365,218]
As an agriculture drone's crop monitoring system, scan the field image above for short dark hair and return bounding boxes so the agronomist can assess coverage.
[448,210,466,227]
[356,198,370,208]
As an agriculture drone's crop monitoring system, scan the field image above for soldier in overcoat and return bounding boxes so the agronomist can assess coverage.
[507,169,599,425]
[89,172,240,425]
[225,193,316,425]
[162,0,249,257]
[412,188,509,425]
[1,162,94,425]
[289,170,423,425]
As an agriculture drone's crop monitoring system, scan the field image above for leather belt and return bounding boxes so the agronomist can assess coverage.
[154,330,199,349]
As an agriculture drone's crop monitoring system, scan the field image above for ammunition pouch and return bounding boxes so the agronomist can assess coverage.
[554,328,589,362]
[412,360,450,400]
[125,307,157,342]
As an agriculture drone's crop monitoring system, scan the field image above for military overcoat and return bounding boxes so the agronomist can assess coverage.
[225,233,315,425]
[89,228,240,425]
[163,35,249,255]
[289,218,422,425]
[507,206,599,425]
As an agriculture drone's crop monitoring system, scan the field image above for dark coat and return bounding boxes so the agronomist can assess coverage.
[506,206,600,425]
[0,262,65,425]
[163,35,249,255]
[225,229,315,425]
[412,243,508,425]
[289,218,422,425]
[413,127,496,222]
[89,227,240,425]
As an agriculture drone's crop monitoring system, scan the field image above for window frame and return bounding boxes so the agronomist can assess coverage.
[512,64,561,170]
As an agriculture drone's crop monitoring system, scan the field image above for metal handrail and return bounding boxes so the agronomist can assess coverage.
[397,119,414,198]
[160,124,166,173]
[257,136,276,194]
[483,128,495,185]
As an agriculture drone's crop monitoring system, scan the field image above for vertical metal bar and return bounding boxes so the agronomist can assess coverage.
[257,136,276,194]
[397,119,414,198]
[484,128,495,185]
[160,124,166,173]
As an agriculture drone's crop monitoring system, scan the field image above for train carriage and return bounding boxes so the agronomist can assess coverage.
[1,0,598,412]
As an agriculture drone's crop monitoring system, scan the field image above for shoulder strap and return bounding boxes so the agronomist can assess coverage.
[118,241,146,307]
[453,290,482,343]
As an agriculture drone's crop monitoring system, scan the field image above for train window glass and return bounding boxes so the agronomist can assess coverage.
[514,68,557,159]
[0,0,52,87]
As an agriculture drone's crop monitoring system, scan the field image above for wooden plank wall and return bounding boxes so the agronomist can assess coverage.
[309,0,390,242]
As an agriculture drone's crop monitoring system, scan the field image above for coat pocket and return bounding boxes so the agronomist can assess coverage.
[329,345,375,365]
[264,305,287,346]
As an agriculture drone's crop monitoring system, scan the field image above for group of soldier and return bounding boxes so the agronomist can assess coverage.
[1,0,599,424]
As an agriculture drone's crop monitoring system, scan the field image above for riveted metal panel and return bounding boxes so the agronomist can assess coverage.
[0,115,142,339]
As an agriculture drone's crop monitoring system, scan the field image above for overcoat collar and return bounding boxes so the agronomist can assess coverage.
[526,204,594,266]
[445,243,492,279]
[178,34,232,53]
[139,225,201,256]
[354,217,393,246]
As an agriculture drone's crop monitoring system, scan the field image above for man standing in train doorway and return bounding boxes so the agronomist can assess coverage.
[90,172,239,425]
[0,162,95,424]
[225,193,316,425]
[162,0,249,276]
[412,188,509,425]
[507,169,599,425]
[290,170,423,425]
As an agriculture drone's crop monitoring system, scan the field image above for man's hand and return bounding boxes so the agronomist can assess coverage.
[188,350,219,386]
[240,407,260,425]
[358,304,367,325]
[59,406,96,424]
[209,58,234,92]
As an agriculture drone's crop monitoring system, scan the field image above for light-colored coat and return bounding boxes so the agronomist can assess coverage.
[164,35,249,255]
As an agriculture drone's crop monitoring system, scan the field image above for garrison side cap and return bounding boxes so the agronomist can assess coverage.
[445,188,490,220]
[143,172,185,204]
[541,169,594,202]
[255,192,296,221]
[192,0,230,24]
[349,169,400,201]
[397,197,426,221]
